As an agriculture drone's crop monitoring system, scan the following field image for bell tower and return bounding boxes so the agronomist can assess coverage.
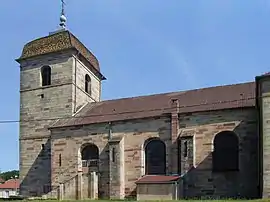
[17,1,106,196]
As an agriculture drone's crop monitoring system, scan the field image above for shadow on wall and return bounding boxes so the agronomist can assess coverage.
[20,139,52,197]
[19,112,260,199]
[174,121,260,199]
[98,143,110,199]
[121,117,260,200]
[49,116,172,199]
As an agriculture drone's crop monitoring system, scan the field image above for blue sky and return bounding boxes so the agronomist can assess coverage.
[0,0,270,171]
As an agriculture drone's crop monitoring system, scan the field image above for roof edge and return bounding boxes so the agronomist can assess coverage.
[15,30,103,77]
[48,105,255,130]
[255,73,270,82]
[69,31,100,68]
[94,81,255,104]
[135,181,178,184]
[135,175,181,184]
[48,113,171,130]
[16,30,71,61]
[15,47,77,63]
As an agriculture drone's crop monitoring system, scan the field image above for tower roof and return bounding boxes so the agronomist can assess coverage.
[16,30,106,80]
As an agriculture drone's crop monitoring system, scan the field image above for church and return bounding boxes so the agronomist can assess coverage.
[17,3,270,200]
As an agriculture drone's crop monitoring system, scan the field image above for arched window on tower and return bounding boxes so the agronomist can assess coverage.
[81,143,99,167]
[85,74,91,95]
[144,138,166,175]
[41,66,51,86]
[212,131,239,172]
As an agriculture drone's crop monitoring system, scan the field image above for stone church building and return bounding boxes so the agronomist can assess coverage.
[16,21,270,199]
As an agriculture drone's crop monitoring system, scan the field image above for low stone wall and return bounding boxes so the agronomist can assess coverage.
[137,183,174,200]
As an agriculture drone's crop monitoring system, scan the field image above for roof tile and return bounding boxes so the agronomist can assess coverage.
[0,179,19,189]
[16,30,105,80]
[50,81,256,128]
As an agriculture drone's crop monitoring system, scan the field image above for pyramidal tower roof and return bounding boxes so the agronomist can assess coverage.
[16,0,106,80]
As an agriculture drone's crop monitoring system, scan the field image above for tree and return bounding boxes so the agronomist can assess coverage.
[0,170,19,181]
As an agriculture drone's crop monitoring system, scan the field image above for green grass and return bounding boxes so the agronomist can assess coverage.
[4,200,270,202]
[3,197,270,202]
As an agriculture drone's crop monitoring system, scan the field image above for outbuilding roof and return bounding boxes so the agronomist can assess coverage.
[0,179,19,189]
[135,175,181,184]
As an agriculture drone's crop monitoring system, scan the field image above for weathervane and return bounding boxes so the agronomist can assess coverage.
[59,0,67,29]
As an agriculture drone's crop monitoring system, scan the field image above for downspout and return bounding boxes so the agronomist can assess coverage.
[174,181,178,200]
[108,122,112,140]
[255,76,263,198]
[73,51,79,113]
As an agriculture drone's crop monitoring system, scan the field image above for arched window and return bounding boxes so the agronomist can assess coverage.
[41,66,51,86]
[81,143,99,167]
[212,131,239,172]
[145,138,166,175]
[85,74,91,95]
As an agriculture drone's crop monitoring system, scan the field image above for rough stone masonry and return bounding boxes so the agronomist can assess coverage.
[16,29,270,199]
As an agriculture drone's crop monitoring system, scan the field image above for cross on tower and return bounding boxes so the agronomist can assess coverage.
[61,0,66,16]
[59,0,67,29]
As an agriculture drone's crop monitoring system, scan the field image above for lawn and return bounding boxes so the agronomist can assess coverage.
[4,200,270,202]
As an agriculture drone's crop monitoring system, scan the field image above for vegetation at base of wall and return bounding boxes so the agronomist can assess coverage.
[0,170,19,181]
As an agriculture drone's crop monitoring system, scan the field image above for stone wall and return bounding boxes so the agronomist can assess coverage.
[19,49,101,197]
[179,136,194,175]
[109,137,125,199]
[50,116,171,198]
[82,174,90,199]
[19,51,75,196]
[50,108,259,199]
[62,175,77,200]
[51,124,110,198]
[72,55,101,113]
[81,172,98,199]
[136,183,175,201]
[20,52,73,91]
[257,77,270,198]
[122,108,258,199]
[179,108,259,199]
[122,116,171,196]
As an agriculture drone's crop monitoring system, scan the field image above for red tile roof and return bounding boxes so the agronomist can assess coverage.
[0,179,19,189]
[136,175,181,184]
[50,81,256,128]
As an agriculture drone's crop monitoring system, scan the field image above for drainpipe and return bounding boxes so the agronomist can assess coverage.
[174,181,178,200]
[108,122,112,140]
[73,51,79,113]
